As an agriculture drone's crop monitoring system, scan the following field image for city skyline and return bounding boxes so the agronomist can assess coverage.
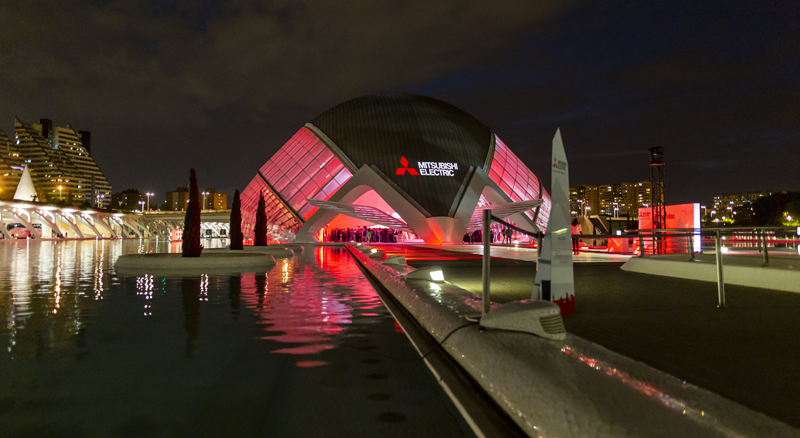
[1,1,797,207]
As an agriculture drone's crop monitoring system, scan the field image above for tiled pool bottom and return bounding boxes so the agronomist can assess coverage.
[0,240,473,437]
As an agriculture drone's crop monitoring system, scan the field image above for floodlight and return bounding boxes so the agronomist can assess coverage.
[406,266,446,283]
[649,146,664,164]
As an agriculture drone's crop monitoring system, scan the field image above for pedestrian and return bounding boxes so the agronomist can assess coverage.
[571,218,582,255]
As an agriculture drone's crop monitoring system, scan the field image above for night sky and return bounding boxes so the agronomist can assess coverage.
[1,0,798,207]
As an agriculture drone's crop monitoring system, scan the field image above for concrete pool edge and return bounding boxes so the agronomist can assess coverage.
[351,251,528,438]
[346,244,800,438]
[114,251,276,276]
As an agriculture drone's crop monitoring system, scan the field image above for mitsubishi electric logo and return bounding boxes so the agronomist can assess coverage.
[396,156,459,177]
[553,156,567,172]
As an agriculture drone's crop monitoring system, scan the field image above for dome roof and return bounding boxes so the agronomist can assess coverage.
[310,94,493,217]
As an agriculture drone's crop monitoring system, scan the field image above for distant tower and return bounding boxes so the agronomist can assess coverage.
[649,146,666,254]
[78,131,92,154]
[39,119,53,146]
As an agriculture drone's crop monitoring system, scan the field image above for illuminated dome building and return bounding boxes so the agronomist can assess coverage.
[240,94,551,244]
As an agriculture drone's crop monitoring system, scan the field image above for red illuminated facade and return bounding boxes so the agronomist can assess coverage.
[240,127,353,238]
[240,94,552,243]
[488,136,551,231]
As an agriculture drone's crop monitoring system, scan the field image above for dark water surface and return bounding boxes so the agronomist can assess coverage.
[0,239,473,437]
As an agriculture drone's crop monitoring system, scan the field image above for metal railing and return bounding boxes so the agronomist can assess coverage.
[480,214,799,311]
[577,226,799,308]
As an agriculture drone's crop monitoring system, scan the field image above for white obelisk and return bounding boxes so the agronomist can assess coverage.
[532,129,575,314]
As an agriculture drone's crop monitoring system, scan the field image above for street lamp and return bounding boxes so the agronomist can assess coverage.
[138,201,145,213]
[585,206,591,217]
[202,191,209,210]
[58,185,62,201]
[146,192,153,211]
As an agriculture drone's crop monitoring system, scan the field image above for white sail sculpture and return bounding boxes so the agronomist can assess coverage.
[479,129,572,339]
[532,129,575,314]
[13,166,38,202]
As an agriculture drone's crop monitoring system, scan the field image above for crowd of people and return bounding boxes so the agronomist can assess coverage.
[323,225,525,245]
[324,227,413,243]
[463,225,518,244]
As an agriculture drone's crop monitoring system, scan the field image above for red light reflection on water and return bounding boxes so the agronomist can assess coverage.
[296,360,329,368]
[239,247,383,355]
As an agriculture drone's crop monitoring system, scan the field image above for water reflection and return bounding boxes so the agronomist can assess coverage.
[182,277,201,358]
[0,240,475,437]
[229,275,241,318]
[136,274,154,316]
[1,240,108,357]
[0,239,228,359]
[0,241,386,361]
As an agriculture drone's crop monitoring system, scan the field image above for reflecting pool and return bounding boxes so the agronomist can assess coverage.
[0,239,473,437]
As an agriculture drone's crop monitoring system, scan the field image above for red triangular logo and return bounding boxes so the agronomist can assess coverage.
[396,156,418,175]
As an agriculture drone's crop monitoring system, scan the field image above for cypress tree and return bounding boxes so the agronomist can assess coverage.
[254,191,268,246]
[229,189,244,250]
[182,168,203,257]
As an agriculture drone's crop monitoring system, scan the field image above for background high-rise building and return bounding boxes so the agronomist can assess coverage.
[201,189,227,210]
[111,189,147,211]
[713,191,772,210]
[11,118,112,206]
[570,181,651,218]
[166,186,190,211]
[0,128,24,201]
[165,187,228,211]
[569,184,599,217]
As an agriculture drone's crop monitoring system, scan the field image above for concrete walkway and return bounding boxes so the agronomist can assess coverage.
[439,255,800,428]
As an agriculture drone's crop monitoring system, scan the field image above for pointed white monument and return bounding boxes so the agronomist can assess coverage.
[479,129,572,339]
[532,129,575,314]
[13,166,38,202]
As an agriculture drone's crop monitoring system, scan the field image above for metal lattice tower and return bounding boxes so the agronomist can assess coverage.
[649,147,666,254]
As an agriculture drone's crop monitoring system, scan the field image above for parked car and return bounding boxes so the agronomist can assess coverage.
[6,223,43,239]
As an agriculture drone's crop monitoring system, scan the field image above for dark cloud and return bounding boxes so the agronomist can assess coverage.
[1,0,797,206]
[0,0,577,198]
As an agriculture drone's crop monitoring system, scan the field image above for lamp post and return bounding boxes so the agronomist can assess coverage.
[58,185,62,201]
[146,192,153,211]
[202,191,209,210]
[138,201,145,213]
[585,206,591,217]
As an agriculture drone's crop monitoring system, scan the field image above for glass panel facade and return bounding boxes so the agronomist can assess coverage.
[239,175,301,236]
[242,127,354,233]
[488,135,551,230]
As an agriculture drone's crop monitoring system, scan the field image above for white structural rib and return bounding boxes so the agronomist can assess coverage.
[305,199,414,232]
[466,199,543,231]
